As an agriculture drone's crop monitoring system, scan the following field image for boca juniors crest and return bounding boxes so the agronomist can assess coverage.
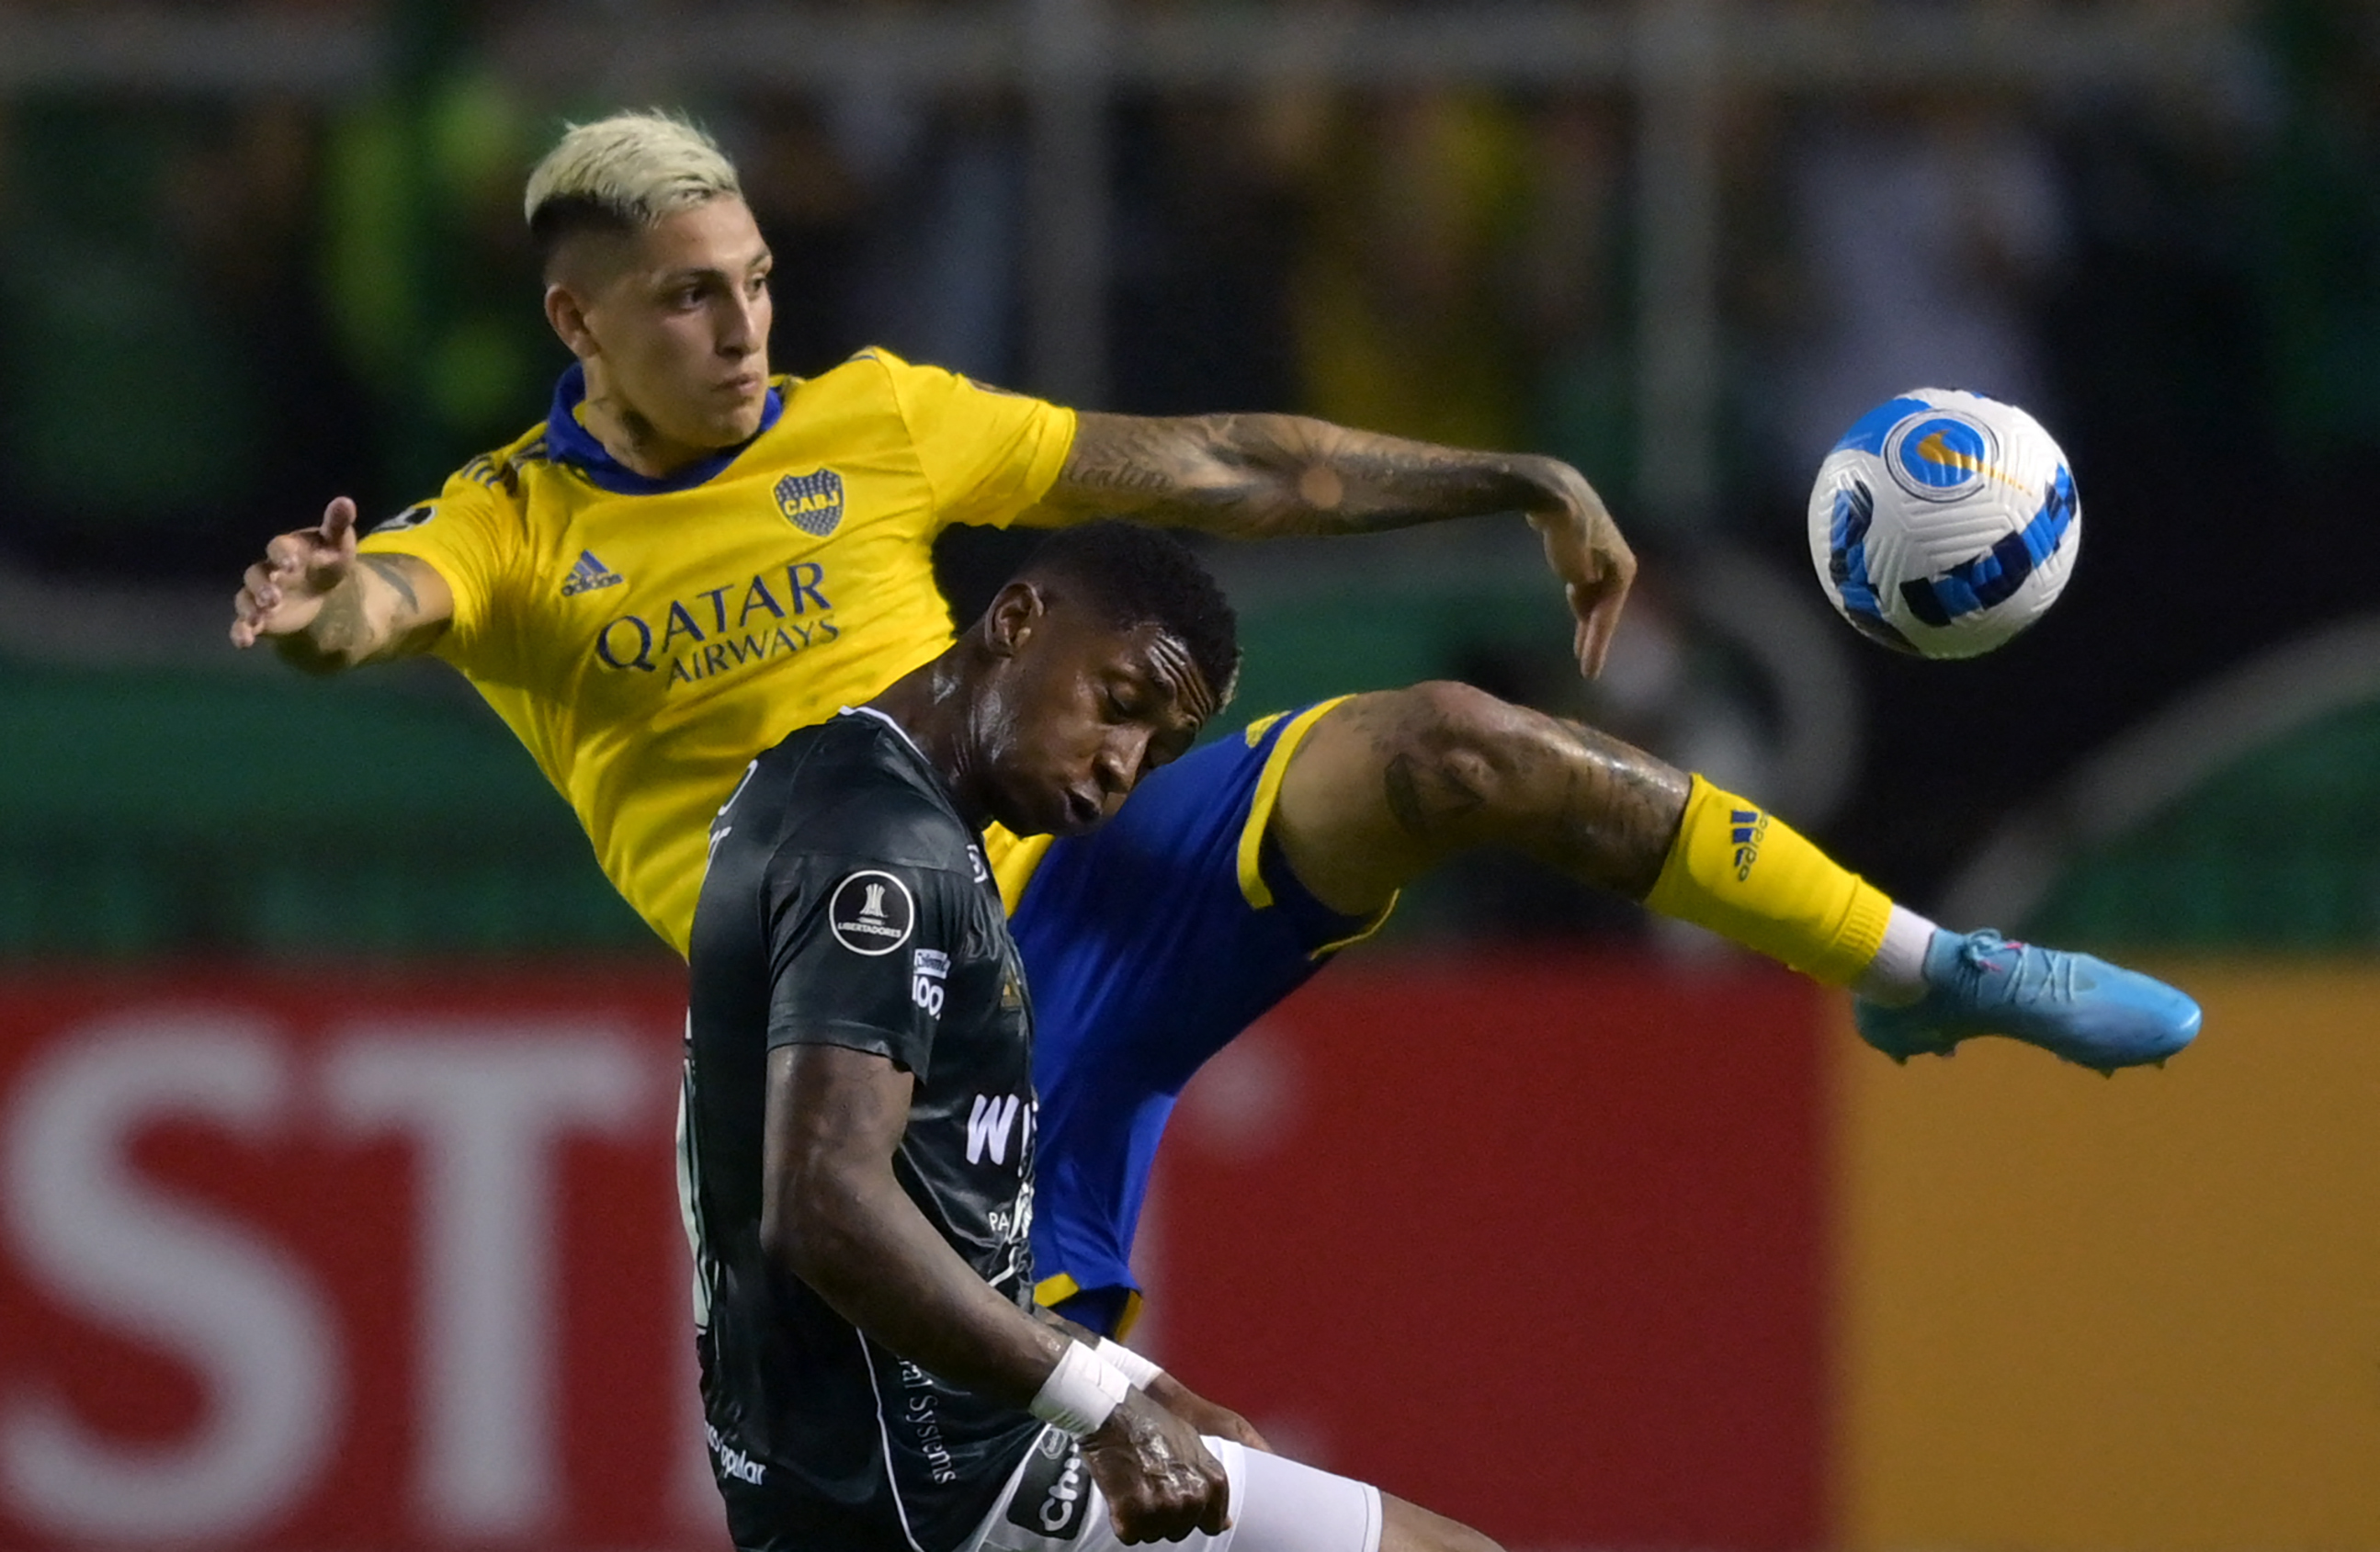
[775,468,844,537]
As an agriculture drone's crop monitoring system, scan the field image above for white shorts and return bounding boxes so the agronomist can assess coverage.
[969,1429,1384,1552]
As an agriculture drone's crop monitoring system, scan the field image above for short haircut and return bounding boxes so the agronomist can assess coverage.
[1020,522,1241,713]
[524,111,742,272]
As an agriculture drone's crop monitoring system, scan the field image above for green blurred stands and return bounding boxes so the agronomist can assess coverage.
[10,593,2375,959]
[0,656,652,958]
[2027,697,2380,949]
[0,571,1581,960]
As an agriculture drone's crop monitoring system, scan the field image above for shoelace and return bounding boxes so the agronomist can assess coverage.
[1958,932,2077,1006]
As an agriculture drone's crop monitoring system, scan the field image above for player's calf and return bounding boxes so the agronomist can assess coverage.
[1273,681,1692,916]
[1271,684,2201,1072]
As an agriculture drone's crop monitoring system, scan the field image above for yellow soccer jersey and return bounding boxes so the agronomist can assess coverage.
[359,347,1077,955]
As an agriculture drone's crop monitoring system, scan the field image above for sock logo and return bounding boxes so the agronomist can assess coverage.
[1729,808,1769,881]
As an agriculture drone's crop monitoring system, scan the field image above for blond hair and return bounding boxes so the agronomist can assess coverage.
[524,111,741,260]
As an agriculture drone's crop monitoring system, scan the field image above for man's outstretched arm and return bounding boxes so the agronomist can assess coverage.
[229,496,453,673]
[1041,413,1636,675]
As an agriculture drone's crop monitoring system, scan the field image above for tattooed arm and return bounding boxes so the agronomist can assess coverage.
[230,496,453,673]
[1040,413,1638,675]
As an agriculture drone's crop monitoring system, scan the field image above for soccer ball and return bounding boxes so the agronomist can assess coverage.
[1807,388,2080,659]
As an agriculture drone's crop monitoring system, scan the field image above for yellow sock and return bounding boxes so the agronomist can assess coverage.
[1644,776,1892,987]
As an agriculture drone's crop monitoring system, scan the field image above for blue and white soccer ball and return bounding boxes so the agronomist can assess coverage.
[1807,388,2080,659]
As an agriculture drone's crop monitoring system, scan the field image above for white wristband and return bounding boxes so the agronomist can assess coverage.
[1030,1342,1133,1438]
[1095,1337,1164,1391]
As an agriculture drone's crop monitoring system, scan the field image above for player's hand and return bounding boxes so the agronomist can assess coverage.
[230,496,359,648]
[1082,1390,1230,1544]
[1526,461,1636,679]
[1144,1373,1270,1454]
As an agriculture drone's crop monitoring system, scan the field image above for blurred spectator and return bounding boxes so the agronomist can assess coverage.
[1290,87,1533,452]
[822,84,1026,384]
[1768,92,2068,475]
[319,61,556,508]
[1106,86,1305,415]
[728,97,868,378]
[0,97,361,578]
[2255,0,2380,466]
[1516,95,1633,501]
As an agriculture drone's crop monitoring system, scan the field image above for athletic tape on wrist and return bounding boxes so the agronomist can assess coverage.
[1095,1337,1164,1390]
[1029,1342,1133,1437]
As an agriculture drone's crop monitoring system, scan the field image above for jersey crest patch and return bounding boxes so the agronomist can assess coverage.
[371,502,435,535]
[775,468,845,537]
[829,869,914,956]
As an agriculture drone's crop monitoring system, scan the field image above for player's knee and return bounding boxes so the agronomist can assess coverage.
[1368,680,1541,830]
[1377,1491,1506,1552]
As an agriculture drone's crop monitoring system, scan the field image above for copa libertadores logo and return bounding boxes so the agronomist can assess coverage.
[829,870,915,956]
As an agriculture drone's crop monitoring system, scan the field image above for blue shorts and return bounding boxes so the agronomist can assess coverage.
[1002,700,1385,1336]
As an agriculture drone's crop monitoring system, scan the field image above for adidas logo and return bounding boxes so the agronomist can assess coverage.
[561,549,626,597]
[1729,808,1769,881]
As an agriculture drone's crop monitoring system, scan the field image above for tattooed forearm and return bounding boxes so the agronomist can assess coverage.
[1048,412,1570,538]
[359,553,421,614]
[273,554,437,674]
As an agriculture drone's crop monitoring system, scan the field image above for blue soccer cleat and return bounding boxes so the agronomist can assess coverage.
[1853,929,2201,1073]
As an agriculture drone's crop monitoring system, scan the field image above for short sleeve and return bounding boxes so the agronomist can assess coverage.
[355,470,517,663]
[763,853,971,1082]
[871,349,1079,531]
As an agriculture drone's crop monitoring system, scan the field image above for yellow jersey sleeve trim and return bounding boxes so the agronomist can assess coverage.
[1032,1274,1146,1342]
[1230,696,1399,956]
[1235,697,1352,911]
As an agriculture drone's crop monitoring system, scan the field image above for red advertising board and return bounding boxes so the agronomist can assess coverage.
[1146,956,1828,1551]
[0,957,1824,1551]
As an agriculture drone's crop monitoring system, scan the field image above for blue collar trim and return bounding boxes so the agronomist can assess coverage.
[543,363,784,495]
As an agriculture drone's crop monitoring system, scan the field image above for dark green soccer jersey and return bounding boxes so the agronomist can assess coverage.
[682,708,1043,1552]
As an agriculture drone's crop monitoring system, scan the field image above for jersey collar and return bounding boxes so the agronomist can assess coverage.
[543,362,785,495]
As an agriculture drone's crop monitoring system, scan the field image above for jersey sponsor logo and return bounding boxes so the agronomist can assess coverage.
[912,948,949,1018]
[774,468,845,537]
[966,1093,1028,1166]
[560,549,627,597]
[592,561,837,682]
[706,1422,768,1486]
[371,502,435,535]
[1730,808,1770,881]
[894,1360,962,1485]
[829,870,915,956]
[1005,1429,1088,1541]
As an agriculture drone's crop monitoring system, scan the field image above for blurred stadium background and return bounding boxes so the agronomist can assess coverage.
[3,1,2378,1547]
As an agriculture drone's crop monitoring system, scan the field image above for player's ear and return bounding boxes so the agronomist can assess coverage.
[980,582,1047,660]
[545,282,599,360]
